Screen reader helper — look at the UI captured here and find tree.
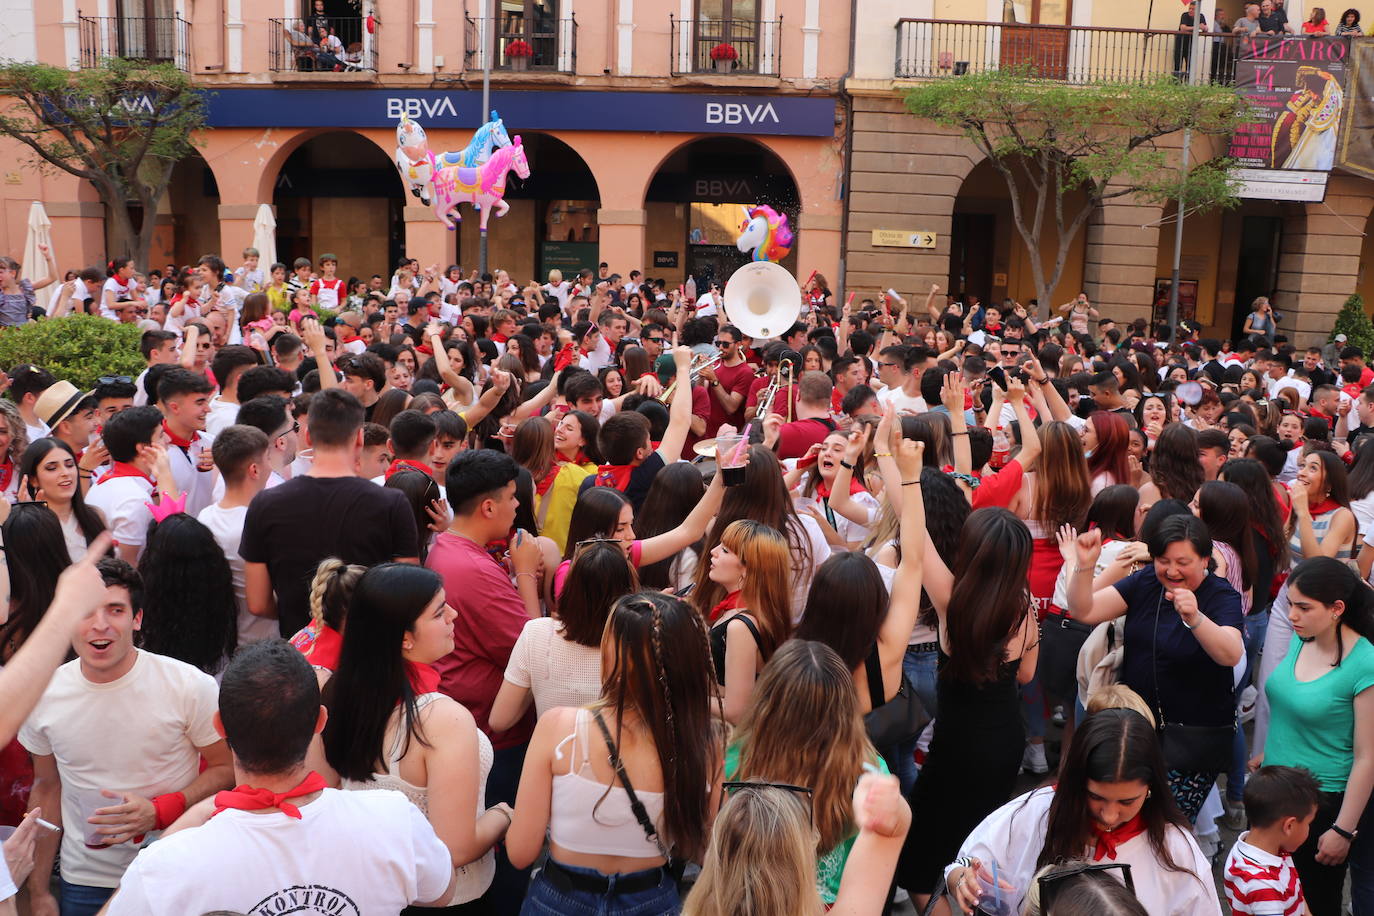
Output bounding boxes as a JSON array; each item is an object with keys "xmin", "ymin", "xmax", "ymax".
[
  {"xmin": 905, "ymin": 71, "xmax": 1248, "ymax": 311},
  {"xmin": 0, "ymin": 58, "xmax": 207, "ymax": 270},
  {"xmin": 1331, "ymin": 294, "xmax": 1374, "ymax": 357}
]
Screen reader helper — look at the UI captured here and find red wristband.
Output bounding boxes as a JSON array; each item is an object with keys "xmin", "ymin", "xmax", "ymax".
[{"xmin": 152, "ymin": 791, "xmax": 187, "ymax": 830}]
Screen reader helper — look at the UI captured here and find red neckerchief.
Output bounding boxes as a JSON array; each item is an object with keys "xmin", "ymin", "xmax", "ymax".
[
  {"xmin": 536, "ymin": 464, "xmax": 561, "ymax": 496},
  {"xmin": 385, "ymin": 458, "xmax": 434, "ymax": 480},
  {"xmin": 557, "ymin": 449, "xmax": 591, "ymax": 467},
  {"xmin": 162, "ymin": 420, "xmax": 198, "ymax": 449},
  {"xmin": 289, "ymin": 621, "xmax": 342, "ymax": 671},
  {"xmin": 815, "ymin": 476, "xmax": 867, "ymax": 500},
  {"xmin": 491, "ymin": 333, "xmax": 509, "ymax": 344},
  {"xmin": 831, "ymin": 389, "xmax": 844, "ymax": 413},
  {"xmin": 595, "ymin": 463, "xmax": 635, "ymax": 492},
  {"xmin": 0, "ymin": 460, "xmax": 12, "ymax": 492},
  {"xmin": 406, "ymin": 661, "xmax": 441, "ymax": 695},
  {"xmin": 97, "ymin": 461, "xmax": 154, "ymax": 486},
  {"xmin": 212, "ymin": 771, "xmax": 327, "ymax": 820},
  {"xmin": 1091, "ymin": 813, "xmax": 1147, "ymax": 861},
  {"xmin": 339, "ymin": 333, "xmax": 362, "ymax": 344},
  {"xmin": 710, "ymin": 590, "xmax": 743, "ymax": 623},
  {"xmin": 1308, "ymin": 497, "xmax": 1342, "ymax": 517},
  {"xmin": 554, "ymin": 344, "xmax": 577, "ymax": 372}
]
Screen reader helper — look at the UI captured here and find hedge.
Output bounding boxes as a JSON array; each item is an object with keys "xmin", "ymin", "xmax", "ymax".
[{"xmin": 0, "ymin": 315, "xmax": 145, "ymax": 389}]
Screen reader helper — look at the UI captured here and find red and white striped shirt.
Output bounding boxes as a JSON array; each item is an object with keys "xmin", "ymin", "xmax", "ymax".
[{"xmin": 1224, "ymin": 832, "xmax": 1307, "ymax": 916}]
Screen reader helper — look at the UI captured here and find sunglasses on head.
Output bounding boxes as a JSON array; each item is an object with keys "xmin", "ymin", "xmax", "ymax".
[
  {"xmin": 722, "ymin": 781, "xmax": 815, "ymax": 826},
  {"xmin": 1037, "ymin": 861, "xmax": 1135, "ymax": 911}
]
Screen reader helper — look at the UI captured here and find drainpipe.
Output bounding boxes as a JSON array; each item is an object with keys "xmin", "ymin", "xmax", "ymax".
[
  {"xmin": 398, "ymin": 0, "xmax": 415, "ymax": 68},
  {"xmin": 202, "ymin": 0, "xmax": 227, "ymax": 70},
  {"xmin": 835, "ymin": 0, "xmax": 859, "ymax": 296}
]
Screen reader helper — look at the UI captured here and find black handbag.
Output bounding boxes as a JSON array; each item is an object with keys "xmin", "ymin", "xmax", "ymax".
[
  {"xmin": 1151, "ymin": 594, "xmax": 1234, "ymax": 773},
  {"xmin": 1038, "ymin": 612, "xmax": 1094, "ymax": 701},
  {"xmin": 591, "ymin": 710, "xmax": 688, "ymax": 888},
  {"xmin": 862, "ymin": 649, "xmax": 931, "ymax": 748}
]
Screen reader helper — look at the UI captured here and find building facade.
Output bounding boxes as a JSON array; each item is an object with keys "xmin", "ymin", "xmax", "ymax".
[
  {"xmin": 844, "ymin": 0, "xmax": 1374, "ymax": 346},
  {"xmin": 0, "ymin": 0, "xmax": 848, "ymax": 291}
]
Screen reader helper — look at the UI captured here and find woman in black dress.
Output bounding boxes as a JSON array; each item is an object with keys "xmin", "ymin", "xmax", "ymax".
[{"xmin": 896, "ymin": 507, "xmax": 1040, "ymax": 908}]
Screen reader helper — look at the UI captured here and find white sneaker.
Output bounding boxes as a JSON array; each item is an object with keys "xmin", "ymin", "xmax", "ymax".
[
  {"xmin": 1022, "ymin": 743, "xmax": 1049, "ymax": 774},
  {"xmin": 1051, "ymin": 704, "xmax": 1066, "ymax": 726},
  {"xmin": 1238, "ymin": 685, "xmax": 1258, "ymax": 724}
]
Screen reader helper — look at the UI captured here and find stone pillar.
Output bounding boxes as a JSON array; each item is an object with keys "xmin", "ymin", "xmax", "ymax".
[
  {"xmin": 403, "ymin": 203, "xmax": 455, "ymax": 272},
  {"xmin": 1276, "ymin": 175, "xmax": 1374, "ymax": 347},
  {"xmin": 217, "ymin": 204, "xmax": 261, "ymax": 268},
  {"xmin": 796, "ymin": 212, "xmax": 841, "ymax": 291},
  {"xmin": 1081, "ymin": 193, "xmax": 1163, "ymax": 328},
  {"xmin": 597, "ymin": 209, "xmax": 647, "ymax": 274}
]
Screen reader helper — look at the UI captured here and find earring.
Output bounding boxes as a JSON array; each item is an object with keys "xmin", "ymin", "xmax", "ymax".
[{"xmin": 1146, "ymin": 790, "xmax": 1152, "ymax": 799}]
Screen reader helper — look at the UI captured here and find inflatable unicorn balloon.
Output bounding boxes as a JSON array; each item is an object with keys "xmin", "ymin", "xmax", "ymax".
[
  {"xmin": 430, "ymin": 135, "xmax": 531, "ymax": 232},
  {"xmin": 394, "ymin": 110, "xmax": 512, "ymax": 205},
  {"xmin": 736, "ymin": 205, "xmax": 794, "ymax": 262}
]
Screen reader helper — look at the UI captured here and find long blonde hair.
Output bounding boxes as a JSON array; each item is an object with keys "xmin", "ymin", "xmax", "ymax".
[
  {"xmin": 682, "ymin": 785, "xmax": 822, "ymax": 916},
  {"xmin": 0, "ymin": 400, "xmax": 28, "ymax": 466},
  {"xmin": 729, "ymin": 640, "xmax": 877, "ymax": 852}
]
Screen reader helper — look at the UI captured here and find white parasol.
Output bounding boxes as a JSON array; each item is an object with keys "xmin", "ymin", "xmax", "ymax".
[
  {"xmin": 251, "ymin": 203, "xmax": 277, "ymax": 282},
  {"xmin": 21, "ymin": 201, "xmax": 54, "ymax": 314}
]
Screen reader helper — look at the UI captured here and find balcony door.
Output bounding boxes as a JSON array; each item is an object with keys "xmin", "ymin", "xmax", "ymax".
[
  {"xmin": 695, "ymin": 0, "xmax": 759, "ymax": 72},
  {"xmin": 497, "ymin": 0, "xmax": 559, "ymax": 68},
  {"xmin": 115, "ymin": 0, "xmax": 176, "ymax": 63},
  {"xmin": 999, "ymin": 0, "xmax": 1072, "ymax": 77}
]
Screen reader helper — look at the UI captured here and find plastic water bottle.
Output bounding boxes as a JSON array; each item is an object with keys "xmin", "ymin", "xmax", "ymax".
[
  {"xmin": 991, "ymin": 426, "xmax": 1009, "ymax": 469},
  {"xmin": 684, "ymin": 275, "xmax": 697, "ymax": 300}
]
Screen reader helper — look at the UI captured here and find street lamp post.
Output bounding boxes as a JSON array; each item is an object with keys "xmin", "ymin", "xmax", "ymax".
[
  {"xmin": 479, "ymin": 0, "xmax": 491, "ymax": 277},
  {"xmin": 1166, "ymin": 9, "xmax": 1206, "ymax": 343}
]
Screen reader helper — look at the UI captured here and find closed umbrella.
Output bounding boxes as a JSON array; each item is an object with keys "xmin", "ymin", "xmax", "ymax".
[
  {"xmin": 21, "ymin": 201, "xmax": 54, "ymax": 314},
  {"xmin": 251, "ymin": 203, "xmax": 277, "ymax": 284}
]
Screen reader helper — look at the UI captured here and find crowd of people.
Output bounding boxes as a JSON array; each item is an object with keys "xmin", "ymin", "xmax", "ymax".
[{"xmin": 0, "ymin": 244, "xmax": 1372, "ymax": 916}]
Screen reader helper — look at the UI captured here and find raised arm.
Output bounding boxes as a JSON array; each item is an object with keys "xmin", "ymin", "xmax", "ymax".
[
  {"xmin": 465, "ymin": 368, "xmax": 514, "ymax": 429},
  {"xmin": 1005, "ymin": 377, "xmax": 1040, "ymax": 470},
  {"xmin": 942, "ymin": 372, "xmax": 973, "ymax": 487},
  {"xmin": 924, "ymin": 283, "xmax": 942, "ymax": 321},
  {"xmin": 655, "ymin": 346, "xmax": 695, "ymax": 465},
  {"xmin": 1062, "ymin": 527, "xmax": 1130, "ymax": 625},
  {"xmin": 1024, "ymin": 358, "xmax": 1070, "ymax": 423},
  {"xmin": 878, "ymin": 438, "xmax": 926, "ymax": 664},
  {"xmin": 639, "ymin": 472, "xmax": 724, "ymax": 565},
  {"xmin": 828, "ymin": 426, "xmax": 877, "ymax": 527},
  {"xmin": 300, "ymin": 317, "xmax": 337, "ymax": 390}
]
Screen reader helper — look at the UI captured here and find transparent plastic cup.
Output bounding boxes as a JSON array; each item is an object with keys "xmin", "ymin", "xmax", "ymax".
[
  {"xmin": 715, "ymin": 433, "xmax": 748, "ymax": 486},
  {"xmin": 974, "ymin": 863, "xmax": 1017, "ymax": 916},
  {"xmin": 73, "ymin": 788, "xmax": 118, "ymax": 849}
]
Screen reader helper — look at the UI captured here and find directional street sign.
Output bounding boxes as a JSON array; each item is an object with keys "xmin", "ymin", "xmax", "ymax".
[{"xmin": 871, "ymin": 229, "xmax": 938, "ymax": 249}]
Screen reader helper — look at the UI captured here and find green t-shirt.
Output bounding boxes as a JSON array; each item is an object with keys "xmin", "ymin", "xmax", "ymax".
[
  {"xmin": 1265, "ymin": 634, "xmax": 1374, "ymax": 792},
  {"xmin": 723, "ymin": 741, "xmax": 889, "ymax": 904}
]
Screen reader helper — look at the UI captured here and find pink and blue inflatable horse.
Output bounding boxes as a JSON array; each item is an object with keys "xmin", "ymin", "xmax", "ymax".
[{"xmin": 429, "ymin": 136, "xmax": 531, "ymax": 232}]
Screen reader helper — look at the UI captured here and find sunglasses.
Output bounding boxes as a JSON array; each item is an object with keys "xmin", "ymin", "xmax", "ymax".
[
  {"xmin": 714, "ymin": 340, "xmax": 734, "ymax": 347},
  {"xmin": 98, "ymin": 376, "xmax": 133, "ymax": 385},
  {"xmin": 1037, "ymin": 861, "xmax": 1134, "ymax": 910},
  {"xmin": 721, "ymin": 781, "xmax": 815, "ymax": 827}
]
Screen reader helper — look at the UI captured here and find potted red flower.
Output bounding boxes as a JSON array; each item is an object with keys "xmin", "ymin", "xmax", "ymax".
[
  {"xmin": 709, "ymin": 42, "xmax": 738, "ymax": 73},
  {"xmin": 505, "ymin": 38, "xmax": 533, "ymax": 71}
]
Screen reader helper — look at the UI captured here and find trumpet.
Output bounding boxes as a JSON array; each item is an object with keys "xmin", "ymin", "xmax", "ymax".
[{"xmin": 659, "ymin": 353, "xmax": 722, "ymax": 402}]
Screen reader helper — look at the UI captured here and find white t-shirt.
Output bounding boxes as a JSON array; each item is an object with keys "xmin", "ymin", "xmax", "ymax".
[
  {"xmin": 504, "ymin": 617, "xmax": 602, "ymax": 719},
  {"xmin": 695, "ymin": 291, "xmax": 719, "ymax": 318},
  {"xmin": 876, "ymin": 386, "xmax": 926, "ymax": 415},
  {"xmin": 949, "ymin": 787, "xmax": 1216, "ymax": 916},
  {"xmin": 543, "ymin": 280, "xmax": 572, "ymax": 311},
  {"xmin": 198, "ymin": 503, "xmax": 277, "ymax": 647},
  {"xmin": 164, "ymin": 430, "xmax": 217, "ymax": 518},
  {"xmin": 205, "ymin": 397, "xmax": 240, "ymax": 437},
  {"xmin": 18, "ymin": 651, "xmax": 220, "ymax": 888},
  {"xmin": 234, "ymin": 266, "xmax": 265, "ymax": 292},
  {"xmin": 102, "ymin": 276, "xmax": 134, "ymax": 318},
  {"xmin": 86, "ymin": 473, "xmax": 156, "ymax": 554},
  {"xmin": 105, "ymin": 788, "xmax": 453, "ymax": 916}
]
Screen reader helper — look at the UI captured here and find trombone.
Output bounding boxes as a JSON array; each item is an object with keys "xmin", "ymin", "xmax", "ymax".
[
  {"xmin": 752, "ymin": 359, "xmax": 795, "ymax": 424},
  {"xmin": 659, "ymin": 353, "xmax": 722, "ymax": 403}
]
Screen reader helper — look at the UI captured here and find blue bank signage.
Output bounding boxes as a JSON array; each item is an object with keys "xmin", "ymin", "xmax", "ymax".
[{"xmin": 202, "ymin": 89, "xmax": 836, "ymax": 137}]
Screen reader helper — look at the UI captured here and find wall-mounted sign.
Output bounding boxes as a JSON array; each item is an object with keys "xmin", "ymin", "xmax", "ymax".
[
  {"xmin": 871, "ymin": 229, "xmax": 937, "ymax": 248},
  {"xmin": 653, "ymin": 250, "xmax": 679, "ymax": 268},
  {"xmin": 1231, "ymin": 167, "xmax": 1329, "ymax": 201},
  {"xmin": 203, "ymin": 89, "xmax": 837, "ymax": 138},
  {"xmin": 1229, "ymin": 35, "xmax": 1347, "ymax": 175}
]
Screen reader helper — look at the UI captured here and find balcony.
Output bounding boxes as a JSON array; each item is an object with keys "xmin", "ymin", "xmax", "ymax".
[
  {"xmin": 896, "ymin": 19, "xmax": 1237, "ymax": 85},
  {"xmin": 464, "ymin": 15, "xmax": 577, "ymax": 73},
  {"xmin": 670, "ymin": 16, "xmax": 782, "ymax": 76},
  {"xmin": 78, "ymin": 15, "xmax": 191, "ymax": 71},
  {"xmin": 268, "ymin": 18, "xmax": 377, "ymax": 74}
]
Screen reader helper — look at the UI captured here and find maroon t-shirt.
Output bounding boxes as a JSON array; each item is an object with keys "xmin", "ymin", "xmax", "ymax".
[
  {"xmin": 707, "ymin": 361, "xmax": 756, "ymax": 436},
  {"xmin": 427, "ymin": 531, "xmax": 535, "ymax": 750},
  {"xmin": 776, "ymin": 416, "xmax": 838, "ymax": 461}
]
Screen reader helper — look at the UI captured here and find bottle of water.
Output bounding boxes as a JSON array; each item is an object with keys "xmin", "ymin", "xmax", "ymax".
[{"xmin": 684, "ymin": 275, "xmax": 697, "ymax": 301}]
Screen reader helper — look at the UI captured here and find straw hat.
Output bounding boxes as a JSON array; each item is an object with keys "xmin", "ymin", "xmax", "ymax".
[{"xmin": 34, "ymin": 380, "xmax": 93, "ymax": 429}]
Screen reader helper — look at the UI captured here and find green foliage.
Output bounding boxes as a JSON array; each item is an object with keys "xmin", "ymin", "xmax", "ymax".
[
  {"xmin": 1332, "ymin": 294, "xmax": 1374, "ymax": 357},
  {"xmin": 903, "ymin": 70, "xmax": 1250, "ymax": 304},
  {"xmin": 0, "ymin": 58, "xmax": 208, "ymax": 266},
  {"xmin": 0, "ymin": 316, "xmax": 145, "ymax": 389}
]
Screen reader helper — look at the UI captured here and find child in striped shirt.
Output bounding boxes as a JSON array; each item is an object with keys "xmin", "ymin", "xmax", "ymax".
[{"xmin": 1224, "ymin": 766, "xmax": 1321, "ymax": 916}]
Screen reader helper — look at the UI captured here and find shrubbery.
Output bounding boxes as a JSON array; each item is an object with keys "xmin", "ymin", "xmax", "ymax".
[{"xmin": 0, "ymin": 315, "xmax": 144, "ymax": 388}]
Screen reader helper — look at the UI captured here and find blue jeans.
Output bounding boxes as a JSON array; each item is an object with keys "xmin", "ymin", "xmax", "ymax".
[
  {"xmin": 1226, "ymin": 609, "xmax": 1272, "ymax": 803},
  {"xmin": 1020, "ymin": 670, "xmax": 1046, "ymax": 741},
  {"xmin": 891, "ymin": 646, "xmax": 939, "ymax": 794},
  {"xmin": 58, "ymin": 879, "xmax": 114, "ymax": 916},
  {"xmin": 519, "ymin": 861, "xmax": 678, "ymax": 915}
]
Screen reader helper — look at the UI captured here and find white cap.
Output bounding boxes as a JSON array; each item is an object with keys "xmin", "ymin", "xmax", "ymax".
[{"xmin": 1336, "ymin": 334, "xmax": 1349, "ymax": 343}]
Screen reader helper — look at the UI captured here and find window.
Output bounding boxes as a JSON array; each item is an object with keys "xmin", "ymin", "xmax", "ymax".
[{"xmin": 694, "ymin": 0, "xmax": 761, "ymax": 72}]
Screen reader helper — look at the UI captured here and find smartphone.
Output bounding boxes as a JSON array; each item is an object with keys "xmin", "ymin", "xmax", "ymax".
[{"xmin": 675, "ymin": 583, "xmax": 696, "ymax": 597}]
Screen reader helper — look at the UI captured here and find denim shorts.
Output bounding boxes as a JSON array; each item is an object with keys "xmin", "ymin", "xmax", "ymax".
[{"xmin": 519, "ymin": 860, "xmax": 679, "ymax": 916}]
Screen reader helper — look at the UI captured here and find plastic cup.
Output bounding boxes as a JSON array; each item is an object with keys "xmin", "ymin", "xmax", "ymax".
[
  {"xmin": 0, "ymin": 825, "xmax": 13, "ymax": 842},
  {"xmin": 715, "ymin": 433, "xmax": 748, "ymax": 486},
  {"xmin": 73, "ymin": 788, "xmax": 117, "ymax": 849},
  {"xmin": 974, "ymin": 864, "xmax": 1017, "ymax": 916}
]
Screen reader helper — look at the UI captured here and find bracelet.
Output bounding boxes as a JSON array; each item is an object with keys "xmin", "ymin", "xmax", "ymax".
[
  {"xmin": 901, "ymin": 480, "xmax": 921, "ymax": 486},
  {"xmin": 1332, "ymin": 823, "xmax": 1357, "ymax": 842},
  {"xmin": 839, "ymin": 459, "xmax": 854, "ymax": 470},
  {"xmin": 1181, "ymin": 615, "xmax": 1197, "ymax": 631},
  {"xmin": 490, "ymin": 805, "xmax": 513, "ymax": 826},
  {"xmin": 515, "ymin": 572, "xmax": 538, "ymax": 582},
  {"xmin": 874, "ymin": 452, "xmax": 893, "ymax": 458},
  {"xmin": 1072, "ymin": 565, "xmax": 1093, "ymax": 574}
]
